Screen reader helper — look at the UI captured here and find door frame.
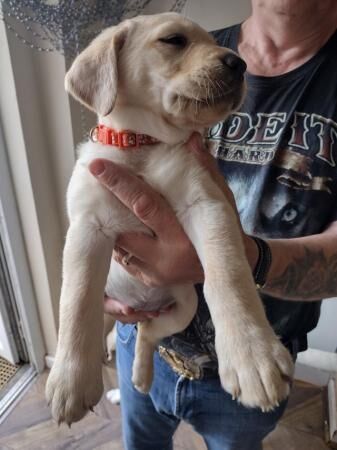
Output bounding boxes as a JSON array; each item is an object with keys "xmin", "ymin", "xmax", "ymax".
[{"xmin": 0, "ymin": 123, "xmax": 45, "ymax": 373}]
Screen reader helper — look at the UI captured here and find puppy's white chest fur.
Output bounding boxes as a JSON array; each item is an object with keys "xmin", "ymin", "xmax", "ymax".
[{"xmin": 71, "ymin": 139, "xmax": 203, "ymax": 227}]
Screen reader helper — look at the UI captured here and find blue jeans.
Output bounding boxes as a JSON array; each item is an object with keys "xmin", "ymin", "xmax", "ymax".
[{"xmin": 116, "ymin": 323, "xmax": 289, "ymax": 450}]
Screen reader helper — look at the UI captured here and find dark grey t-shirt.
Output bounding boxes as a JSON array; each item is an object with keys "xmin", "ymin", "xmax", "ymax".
[{"xmin": 161, "ymin": 25, "xmax": 337, "ymax": 367}]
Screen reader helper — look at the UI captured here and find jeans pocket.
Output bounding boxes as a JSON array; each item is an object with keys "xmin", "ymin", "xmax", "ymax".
[{"xmin": 117, "ymin": 322, "xmax": 136, "ymax": 345}]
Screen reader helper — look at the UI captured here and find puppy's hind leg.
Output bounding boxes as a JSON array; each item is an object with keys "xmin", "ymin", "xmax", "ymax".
[{"xmin": 132, "ymin": 285, "xmax": 198, "ymax": 393}]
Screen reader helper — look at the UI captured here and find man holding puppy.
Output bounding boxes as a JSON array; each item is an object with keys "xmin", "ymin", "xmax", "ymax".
[{"xmin": 89, "ymin": 0, "xmax": 337, "ymax": 449}]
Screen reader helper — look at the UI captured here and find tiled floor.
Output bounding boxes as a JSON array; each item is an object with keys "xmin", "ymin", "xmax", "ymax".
[{"xmin": 0, "ymin": 364, "xmax": 330, "ymax": 450}]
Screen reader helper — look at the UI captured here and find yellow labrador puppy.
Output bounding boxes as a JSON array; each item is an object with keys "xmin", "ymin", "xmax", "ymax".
[{"xmin": 46, "ymin": 12, "xmax": 293, "ymax": 425}]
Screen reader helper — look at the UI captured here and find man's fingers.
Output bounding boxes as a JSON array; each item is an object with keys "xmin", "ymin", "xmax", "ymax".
[
  {"xmin": 187, "ymin": 132, "xmax": 206, "ymax": 155},
  {"xmin": 113, "ymin": 248, "xmax": 161, "ymax": 287},
  {"xmin": 104, "ymin": 297, "xmax": 134, "ymax": 315},
  {"xmin": 112, "ymin": 247, "xmax": 147, "ymax": 277},
  {"xmin": 187, "ymin": 132, "xmax": 223, "ymax": 179},
  {"xmin": 89, "ymin": 159, "xmax": 177, "ymax": 236},
  {"xmin": 103, "ymin": 297, "xmax": 159, "ymax": 322}
]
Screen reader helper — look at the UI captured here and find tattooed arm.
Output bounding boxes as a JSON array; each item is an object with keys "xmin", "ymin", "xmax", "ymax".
[{"xmin": 244, "ymin": 221, "xmax": 337, "ymax": 301}]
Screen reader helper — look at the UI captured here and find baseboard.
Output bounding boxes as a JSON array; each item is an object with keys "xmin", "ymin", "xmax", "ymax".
[
  {"xmin": 45, "ymin": 355, "xmax": 55, "ymax": 369},
  {"xmin": 295, "ymin": 348, "xmax": 337, "ymax": 386},
  {"xmin": 297, "ymin": 348, "xmax": 337, "ymax": 372}
]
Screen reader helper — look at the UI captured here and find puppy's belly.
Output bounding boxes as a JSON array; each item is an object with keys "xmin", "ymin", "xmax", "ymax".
[{"xmin": 105, "ymin": 259, "xmax": 175, "ymax": 311}]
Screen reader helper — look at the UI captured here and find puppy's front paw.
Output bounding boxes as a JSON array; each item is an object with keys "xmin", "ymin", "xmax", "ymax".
[
  {"xmin": 217, "ymin": 331, "xmax": 294, "ymax": 412},
  {"xmin": 46, "ymin": 358, "xmax": 103, "ymax": 425}
]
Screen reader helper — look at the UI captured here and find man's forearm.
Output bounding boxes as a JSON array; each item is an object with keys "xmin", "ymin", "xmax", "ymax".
[{"xmin": 245, "ymin": 222, "xmax": 337, "ymax": 301}]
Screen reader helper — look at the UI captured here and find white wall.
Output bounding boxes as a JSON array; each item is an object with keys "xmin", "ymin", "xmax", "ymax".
[
  {"xmin": 144, "ymin": 0, "xmax": 251, "ymax": 29},
  {"xmin": 182, "ymin": 0, "xmax": 251, "ymax": 30}
]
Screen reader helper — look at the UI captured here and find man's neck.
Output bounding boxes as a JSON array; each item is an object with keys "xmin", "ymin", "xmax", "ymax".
[{"xmin": 239, "ymin": 0, "xmax": 337, "ymax": 76}]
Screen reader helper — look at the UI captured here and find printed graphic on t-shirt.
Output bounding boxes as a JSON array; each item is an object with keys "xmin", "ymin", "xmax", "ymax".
[
  {"xmin": 209, "ymin": 111, "xmax": 336, "ymax": 167},
  {"xmin": 207, "ymin": 111, "xmax": 337, "ymax": 239}
]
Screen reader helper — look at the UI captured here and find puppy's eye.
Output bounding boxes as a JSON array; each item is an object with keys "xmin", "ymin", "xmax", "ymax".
[{"xmin": 158, "ymin": 34, "xmax": 187, "ymax": 48}]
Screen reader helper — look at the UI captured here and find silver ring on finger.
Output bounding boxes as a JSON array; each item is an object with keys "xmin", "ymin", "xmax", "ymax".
[{"xmin": 122, "ymin": 253, "xmax": 133, "ymax": 266}]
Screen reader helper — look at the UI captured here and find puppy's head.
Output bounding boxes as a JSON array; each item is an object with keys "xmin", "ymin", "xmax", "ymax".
[{"xmin": 65, "ymin": 13, "xmax": 246, "ymax": 130}]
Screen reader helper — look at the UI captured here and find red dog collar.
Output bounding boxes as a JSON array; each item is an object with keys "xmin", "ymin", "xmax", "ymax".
[{"xmin": 90, "ymin": 125, "xmax": 160, "ymax": 149}]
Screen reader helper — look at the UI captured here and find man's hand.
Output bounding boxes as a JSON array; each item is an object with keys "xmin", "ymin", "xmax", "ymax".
[{"xmin": 89, "ymin": 133, "xmax": 257, "ymax": 290}]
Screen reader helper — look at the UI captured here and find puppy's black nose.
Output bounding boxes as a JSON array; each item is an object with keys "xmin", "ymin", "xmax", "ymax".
[{"xmin": 222, "ymin": 53, "xmax": 247, "ymax": 77}]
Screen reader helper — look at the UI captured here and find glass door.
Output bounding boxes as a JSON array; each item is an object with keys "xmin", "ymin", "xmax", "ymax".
[{"xmin": 0, "ymin": 234, "xmax": 28, "ymax": 365}]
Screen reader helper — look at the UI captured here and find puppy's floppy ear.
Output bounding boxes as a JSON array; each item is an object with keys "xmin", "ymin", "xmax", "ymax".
[{"xmin": 65, "ymin": 22, "xmax": 129, "ymax": 116}]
